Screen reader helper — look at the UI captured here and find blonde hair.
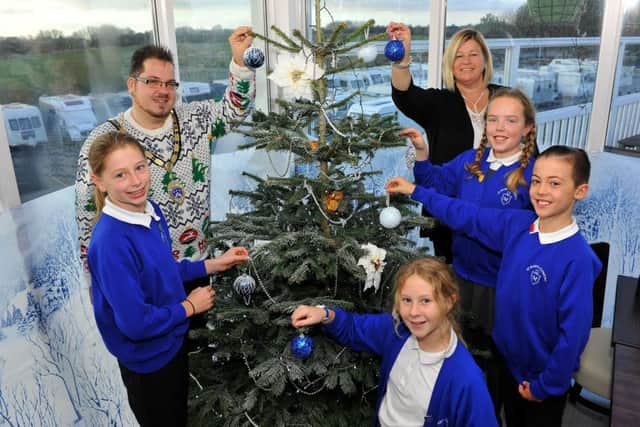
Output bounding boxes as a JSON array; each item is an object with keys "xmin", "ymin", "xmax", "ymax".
[
  {"xmin": 465, "ymin": 87, "xmax": 537, "ymax": 193},
  {"xmin": 442, "ymin": 28, "xmax": 493, "ymax": 91},
  {"xmin": 88, "ymin": 131, "xmax": 146, "ymax": 222},
  {"xmin": 391, "ymin": 257, "xmax": 462, "ymax": 342}
]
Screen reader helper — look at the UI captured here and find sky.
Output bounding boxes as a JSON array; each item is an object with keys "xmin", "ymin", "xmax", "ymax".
[{"xmin": 0, "ymin": 0, "xmax": 526, "ymax": 38}]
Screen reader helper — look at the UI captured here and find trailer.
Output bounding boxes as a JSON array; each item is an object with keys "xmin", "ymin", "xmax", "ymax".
[
  {"xmin": 90, "ymin": 91, "xmax": 132, "ymax": 124},
  {"xmin": 180, "ymin": 81, "xmax": 214, "ymax": 103},
  {"xmin": 38, "ymin": 95, "xmax": 97, "ymax": 143},
  {"xmin": 516, "ymin": 68, "xmax": 559, "ymax": 105},
  {"xmin": 1, "ymin": 103, "xmax": 48, "ymax": 147}
]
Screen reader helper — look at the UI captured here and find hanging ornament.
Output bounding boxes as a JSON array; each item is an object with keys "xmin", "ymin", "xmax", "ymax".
[
  {"xmin": 243, "ymin": 46, "xmax": 265, "ymax": 69},
  {"xmin": 290, "ymin": 333, "xmax": 314, "ymax": 360},
  {"xmin": 357, "ymin": 243, "xmax": 387, "ymax": 292},
  {"xmin": 405, "ymin": 132, "xmax": 429, "ymax": 170},
  {"xmin": 379, "ymin": 194, "xmax": 401, "ymax": 229},
  {"xmin": 306, "ymin": 140, "xmax": 321, "ymax": 151},
  {"xmin": 380, "ymin": 207, "xmax": 402, "ymax": 229},
  {"xmin": 324, "ymin": 190, "xmax": 344, "ymax": 213},
  {"xmin": 233, "ymin": 273, "xmax": 256, "ymax": 305},
  {"xmin": 405, "ymin": 145, "xmax": 417, "ymax": 170},
  {"xmin": 384, "ymin": 39, "xmax": 405, "ymax": 62},
  {"xmin": 357, "ymin": 45, "xmax": 378, "ymax": 63}
]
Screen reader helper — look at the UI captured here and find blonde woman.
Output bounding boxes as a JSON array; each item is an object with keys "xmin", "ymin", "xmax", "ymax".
[{"xmin": 386, "ymin": 24, "xmax": 506, "ymax": 263}]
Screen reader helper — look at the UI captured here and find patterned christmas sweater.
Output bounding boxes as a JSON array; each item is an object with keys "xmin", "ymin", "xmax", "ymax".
[{"xmin": 76, "ymin": 60, "xmax": 255, "ymax": 271}]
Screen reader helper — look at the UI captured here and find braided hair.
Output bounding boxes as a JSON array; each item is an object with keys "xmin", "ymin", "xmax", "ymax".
[{"xmin": 465, "ymin": 87, "xmax": 537, "ymax": 193}]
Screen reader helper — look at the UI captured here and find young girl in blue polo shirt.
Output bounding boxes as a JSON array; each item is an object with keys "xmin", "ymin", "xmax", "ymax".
[
  {"xmin": 291, "ymin": 257, "xmax": 497, "ymax": 427},
  {"xmin": 87, "ymin": 131, "xmax": 249, "ymax": 426},
  {"xmin": 386, "ymin": 146, "xmax": 601, "ymax": 427}
]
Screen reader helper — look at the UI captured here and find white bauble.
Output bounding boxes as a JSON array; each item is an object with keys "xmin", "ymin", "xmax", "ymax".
[
  {"xmin": 357, "ymin": 45, "xmax": 378, "ymax": 63},
  {"xmin": 379, "ymin": 206, "xmax": 401, "ymax": 229}
]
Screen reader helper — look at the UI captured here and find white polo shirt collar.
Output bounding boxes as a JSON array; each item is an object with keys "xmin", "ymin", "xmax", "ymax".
[
  {"xmin": 529, "ymin": 217, "xmax": 579, "ymax": 244},
  {"xmin": 102, "ymin": 198, "xmax": 160, "ymax": 228},
  {"xmin": 486, "ymin": 149, "xmax": 522, "ymax": 171}
]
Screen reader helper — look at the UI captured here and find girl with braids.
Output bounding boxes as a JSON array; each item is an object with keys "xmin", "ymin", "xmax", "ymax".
[
  {"xmin": 399, "ymin": 87, "xmax": 537, "ymax": 420},
  {"xmin": 87, "ymin": 131, "xmax": 249, "ymax": 426},
  {"xmin": 291, "ymin": 257, "xmax": 497, "ymax": 427}
]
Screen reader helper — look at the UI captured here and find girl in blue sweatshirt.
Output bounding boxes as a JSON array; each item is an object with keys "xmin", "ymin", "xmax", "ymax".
[
  {"xmin": 404, "ymin": 88, "xmax": 537, "ymax": 421},
  {"xmin": 386, "ymin": 146, "xmax": 601, "ymax": 427},
  {"xmin": 403, "ymin": 87, "xmax": 537, "ymax": 335},
  {"xmin": 87, "ymin": 131, "xmax": 249, "ymax": 427},
  {"xmin": 291, "ymin": 257, "xmax": 497, "ymax": 427}
]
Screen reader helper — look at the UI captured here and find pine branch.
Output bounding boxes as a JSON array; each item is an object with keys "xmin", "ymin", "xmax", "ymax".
[
  {"xmin": 335, "ymin": 30, "xmax": 387, "ymax": 55},
  {"xmin": 326, "ymin": 22, "xmax": 348, "ymax": 46},
  {"xmin": 268, "ymin": 25, "xmax": 302, "ymax": 51},
  {"xmin": 340, "ymin": 19, "xmax": 376, "ymax": 44},
  {"xmin": 251, "ymin": 30, "xmax": 298, "ymax": 53},
  {"xmin": 291, "ymin": 29, "xmax": 316, "ymax": 51}
]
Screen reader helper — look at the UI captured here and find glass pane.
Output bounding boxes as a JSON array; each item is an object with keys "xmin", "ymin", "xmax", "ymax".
[
  {"xmin": 446, "ymin": 0, "xmax": 604, "ymax": 150},
  {"xmin": 174, "ymin": 0, "xmax": 253, "ymax": 102},
  {"xmin": 308, "ymin": 1, "xmax": 430, "ymax": 128},
  {"xmin": 0, "ymin": 1, "xmax": 153, "ymax": 202},
  {"xmin": 606, "ymin": 1, "xmax": 640, "ymax": 153}
]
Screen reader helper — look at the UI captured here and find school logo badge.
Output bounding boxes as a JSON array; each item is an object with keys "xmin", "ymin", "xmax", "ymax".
[
  {"xmin": 498, "ymin": 187, "xmax": 515, "ymax": 206},
  {"xmin": 526, "ymin": 264, "xmax": 548, "ymax": 286}
]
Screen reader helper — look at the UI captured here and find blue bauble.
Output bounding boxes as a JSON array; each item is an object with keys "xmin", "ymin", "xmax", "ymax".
[
  {"xmin": 291, "ymin": 334, "xmax": 314, "ymax": 360},
  {"xmin": 384, "ymin": 40, "xmax": 405, "ymax": 62},
  {"xmin": 243, "ymin": 46, "xmax": 265, "ymax": 69}
]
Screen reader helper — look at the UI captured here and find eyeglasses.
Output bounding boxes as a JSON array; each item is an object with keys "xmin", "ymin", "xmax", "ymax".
[{"xmin": 133, "ymin": 76, "xmax": 180, "ymax": 90}]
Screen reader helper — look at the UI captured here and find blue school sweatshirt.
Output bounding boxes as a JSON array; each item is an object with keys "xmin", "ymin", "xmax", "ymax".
[
  {"xmin": 324, "ymin": 308, "xmax": 498, "ymax": 426},
  {"xmin": 410, "ymin": 186, "xmax": 601, "ymax": 400},
  {"xmin": 414, "ymin": 148, "xmax": 533, "ymax": 287},
  {"xmin": 88, "ymin": 200, "xmax": 206, "ymax": 373}
]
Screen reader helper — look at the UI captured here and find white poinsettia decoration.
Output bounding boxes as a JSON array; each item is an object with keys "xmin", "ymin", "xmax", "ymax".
[
  {"xmin": 357, "ymin": 243, "xmax": 387, "ymax": 292},
  {"xmin": 268, "ymin": 52, "xmax": 324, "ymax": 101}
]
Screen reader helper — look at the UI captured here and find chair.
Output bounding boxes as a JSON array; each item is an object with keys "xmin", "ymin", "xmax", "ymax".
[{"xmin": 569, "ymin": 242, "xmax": 611, "ymax": 414}]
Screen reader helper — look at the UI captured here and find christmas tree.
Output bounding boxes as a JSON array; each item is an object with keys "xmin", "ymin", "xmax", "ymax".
[{"xmin": 189, "ymin": 2, "xmax": 432, "ymax": 425}]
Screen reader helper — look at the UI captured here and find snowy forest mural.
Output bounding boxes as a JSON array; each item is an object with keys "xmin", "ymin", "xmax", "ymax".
[
  {"xmin": 0, "ymin": 188, "xmax": 136, "ymax": 426},
  {"xmin": 0, "ymin": 149, "xmax": 638, "ymax": 424}
]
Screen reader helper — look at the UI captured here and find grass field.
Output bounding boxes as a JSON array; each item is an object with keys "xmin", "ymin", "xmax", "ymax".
[{"xmin": 0, "ymin": 41, "xmax": 233, "ymax": 106}]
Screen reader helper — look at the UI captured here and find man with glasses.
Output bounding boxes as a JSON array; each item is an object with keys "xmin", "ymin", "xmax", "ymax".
[{"xmin": 75, "ymin": 26, "xmax": 256, "ymax": 298}]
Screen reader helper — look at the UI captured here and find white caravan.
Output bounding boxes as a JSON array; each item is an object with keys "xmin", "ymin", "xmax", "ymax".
[
  {"xmin": 0, "ymin": 103, "xmax": 48, "ymax": 147},
  {"xmin": 180, "ymin": 81, "xmax": 213, "ymax": 103},
  {"xmin": 516, "ymin": 68, "xmax": 558, "ymax": 105},
  {"xmin": 548, "ymin": 58, "xmax": 596, "ymax": 98},
  {"xmin": 38, "ymin": 95, "xmax": 97, "ymax": 143},
  {"xmin": 347, "ymin": 97, "xmax": 422, "ymax": 130},
  {"xmin": 90, "ymin": 91, "xmax": 132, "ymax": 124}
]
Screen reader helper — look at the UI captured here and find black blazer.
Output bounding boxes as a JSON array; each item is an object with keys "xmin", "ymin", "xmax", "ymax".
[{"xmin": 392, "ymin": 81, "xmax": 505, "ymax": 166}]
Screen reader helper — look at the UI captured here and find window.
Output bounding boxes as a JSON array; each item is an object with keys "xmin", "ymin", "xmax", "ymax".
[
  {"xmin": 308, "ymin": 1, "xmax": 430, "ymax": 124},
  {"xmin": 174, "ymin": 0, "xmax": 255, "ymax": 103},
  {"xmin": 0, "ymin": 0, "xmax": 153, "ymax": 202},
  {"xmin": 606, "ymin": 1, "xmax": 640, "ymax": 153},
  {"xmin": 446, "ymin": 0, "xmax": 605, "ymax": 150},
  {"xmin": 19, "ymin": 118, "xmax": 32, "ymax": 130}
]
